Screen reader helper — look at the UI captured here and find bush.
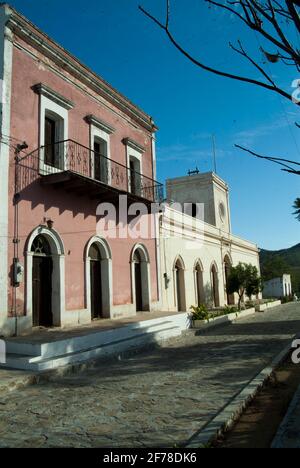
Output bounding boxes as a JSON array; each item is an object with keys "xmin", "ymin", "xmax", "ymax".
[
  {"xmin": 223, "ymin": 305, "xmax": 239, "ymax": 315},
  {"xmin": 190, "ymin": 304, "xmax": 209, "ymax": 321},
  {"xmin": 281, "ymin": 295, "xmax": 293, "ymax": 304}
]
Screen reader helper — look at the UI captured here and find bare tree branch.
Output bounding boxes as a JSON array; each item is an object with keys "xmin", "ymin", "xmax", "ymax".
[
  {"xmin": 139, "ymin": 2, "xmax": 296, "ymax": 103},
  {"xmin": 235, "ymin": 144, "xmax": 300, "ymax": 173},
  {"xmin": 229, "ymin": 40, "xmax": 277, "ymax": 85},
  {"xmin": 286, "ymin": 0, "xmax": 300, "ymax": 32}
]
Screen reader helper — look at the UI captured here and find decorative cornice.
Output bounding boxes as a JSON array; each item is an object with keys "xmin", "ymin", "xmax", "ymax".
[
  {"xmin": 85, "ymin": 114, "xmax": 115, "ymax": 134},
  {"xmin": 32, "ymin": 83, "xmax": 74, "ymax": 110},
  {"xmin": 6, "ymin": 7, "xmax": 158, "ymax": 133},
  {"xmin": 123, "ymin": 137, "xmax": 146, "ymax": 154}
]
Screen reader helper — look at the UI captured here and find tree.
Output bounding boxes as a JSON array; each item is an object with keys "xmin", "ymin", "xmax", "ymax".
[
  {"xmin": 139, "ymin": 1, "xmax": 300, "ymax": 172},
  {"xmin": 140, "ymin": 1, "xmax": 300, "ymax": 218},
  {"xmin": 139, "ymin": 1, "xmax": 300, "ymax": 104},
  {"xmin": 261, "ymin": 255, "xmax": 289, "ymax": 279},
  {"xmin": 227, "ymin": 263, "xmax": 262, "ymax": 310},
  {"xmin": 293, "ymin": 198, "xmax": 300, "ymax": 220}
]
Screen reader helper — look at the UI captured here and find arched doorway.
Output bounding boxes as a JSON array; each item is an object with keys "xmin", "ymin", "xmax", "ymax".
[
  {"xmin": 89, "ymin": 243, "xmax": 103, "ymax": 319},
  {"xmin": 211, "ymin": 263, "xmax": 220, "ymax": 308},
  {"xmin": 224, "ymin": 255, "xmax": 235, "ymax": 305},
  {"xmin": 31, "ymin": 235, "xmax": 53, "ymax": 327},
  {"xmin": 174, "ymin": 256, "xmax": 186, "ymax": 312},
  {"xmin": 86, "ymin": 237, "xmax": 112, "ymax": 320},
  {"xmin": 194, "ymin": 261, "xmax": 204, "ymax": 306},
  {"xmin": 133, "ymin": 250, "xmax": 143, "ymax": 311},
  {"xmin": 26, "ymin": 226, "xmax": 65, "ymax": 328},
  {"xmin": 131, "ymin": 244, "xmax": 150, "ymax": 312}
]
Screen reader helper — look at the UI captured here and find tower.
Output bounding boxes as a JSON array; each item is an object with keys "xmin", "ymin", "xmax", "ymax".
[{"xmin": 166, "ymin": 172, "xmax": 231, "ymax": 233}]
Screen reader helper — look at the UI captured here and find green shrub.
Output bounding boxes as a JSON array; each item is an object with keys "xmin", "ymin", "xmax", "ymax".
[
  {"xmin": 190, "ymin": 304, "xmax": 209, "ymax": 321},
  {"xmin": 223, "ymin": 305, "xmax": 239, "ymax": 315}
]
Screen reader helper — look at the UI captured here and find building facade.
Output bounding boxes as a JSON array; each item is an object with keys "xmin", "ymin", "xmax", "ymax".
[
  {"xmin": 0, "ymin": 5, "xmax": 262, "ymax": 337},
  {"xmin": 0, "ymin": 5, "xmax": 162, "ymax": 336},
  {"xmin": 263, "ymin": 275, "xmax": 292, "ymax": 299},
  {"xmin": 160, "ymin": 173, "xmax": 261, "ymax": 312}
]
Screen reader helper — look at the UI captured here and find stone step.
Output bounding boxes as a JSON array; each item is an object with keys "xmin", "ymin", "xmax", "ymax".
[
  {"xmin": 2, "ymin": 325, "xmax": 182, "ymax": 371},
  {"xmin": 5, "ymin": 318, "xmax": 182, "ymax": 359}
]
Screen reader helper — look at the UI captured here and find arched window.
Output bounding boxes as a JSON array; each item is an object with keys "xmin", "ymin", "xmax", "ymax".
[
  {"xmin": 211, "ymin": 263, "xmax": 220, "ymax": 308},
  {"xmin": 194, "ymin": 261, "xmax": 204, "ymax": 306},
  {"xmin": 174, "ymin": 256, "xmax": 186, "ymax": 312}
]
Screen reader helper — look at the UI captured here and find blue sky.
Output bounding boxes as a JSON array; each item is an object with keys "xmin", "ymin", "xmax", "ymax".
[{"xmin": 8, "ymin": 0, "xmax": 300, "ymax": 250}]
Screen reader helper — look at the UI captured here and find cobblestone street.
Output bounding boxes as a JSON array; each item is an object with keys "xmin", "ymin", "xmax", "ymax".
[{"xmin": 0, "ymin": 303, "xmax": 300, "ymax": 448}]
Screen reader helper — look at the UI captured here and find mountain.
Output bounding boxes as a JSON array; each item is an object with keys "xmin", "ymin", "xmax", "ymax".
[{"xmin": 260, "ymin": 243, "xmax": 300, "ymax": 294}]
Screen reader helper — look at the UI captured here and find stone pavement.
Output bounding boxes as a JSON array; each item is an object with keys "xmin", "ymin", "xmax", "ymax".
[
  {"xmin": 0, "ymin": 303, "xmax": 299, "ymax": 448},
  {"xmin": 272, "ymin": 382, "xmax": 300, "ymax": 448}
]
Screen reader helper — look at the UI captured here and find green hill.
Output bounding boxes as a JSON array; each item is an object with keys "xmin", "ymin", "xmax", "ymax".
[{"xmin": 260, "ymin": 243, "xmax": 300, "ymax": 294}]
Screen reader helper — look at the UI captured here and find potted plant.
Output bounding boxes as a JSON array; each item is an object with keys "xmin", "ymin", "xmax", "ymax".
[{"xmin": 190, "ymin": 304, "xmax": 209, "ymax": 328}]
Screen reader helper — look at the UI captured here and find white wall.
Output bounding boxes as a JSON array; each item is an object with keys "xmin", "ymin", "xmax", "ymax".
[
  {"xmin": 263, "ymin": 275, "xmax": 292, "ymax": 298},
  {"xmin": 160, "ymin": 207, "xmax": 261, "ymax": 312}
]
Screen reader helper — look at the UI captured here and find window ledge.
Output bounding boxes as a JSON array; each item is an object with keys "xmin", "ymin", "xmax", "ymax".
[
  {"xmin": 123, "ymin": 137, "xmax": 145, "ymax": 154},
  {"xmin": 85, "ymin": 114, "xmax": 115, "ymax": 134},
  {"xmin": 32, "ymin": 83, "xmax": 74, "ymax": 110}
]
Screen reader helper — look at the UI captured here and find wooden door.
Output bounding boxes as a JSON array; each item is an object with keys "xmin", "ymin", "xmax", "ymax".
[
  {"xmin": 135, "ymin": 262, "xmax": 143, "ymax": 312},
  {"xmin": 44, "ymin": 116, "xmax": 56, "ymax": 167},
  {"xmin": 32, "ymin": 255, "xmax": 53, "ymax": 327},
  {"xmin": 176, "ymin": 267, "xmax": 182, "ymax": 311},
  {"xmin": 94, "ymin": 141, "xmax": 102, "ymax": 182},
  {"xmin": 90, "ymin": 244, "xmax": 103, "ymax": 319}
]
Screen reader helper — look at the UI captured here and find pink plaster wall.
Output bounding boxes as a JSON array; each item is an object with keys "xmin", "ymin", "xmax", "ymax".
[{"xmin": 7, "ymin": 37, "xmax": 159, "ymax": 317}]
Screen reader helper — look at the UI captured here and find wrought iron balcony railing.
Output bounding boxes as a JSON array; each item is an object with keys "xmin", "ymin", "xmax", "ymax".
[{"xmin": 16, "ymin": 139, "xmax": 164, "ymax": 204}]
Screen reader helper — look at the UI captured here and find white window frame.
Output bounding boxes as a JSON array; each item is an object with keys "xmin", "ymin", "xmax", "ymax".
[
  {"xmin": 124, "ymin": 139, "xmax": 145, "ymax": 194},
  {"xmin": 39, "ymin": 95, "xmax": 69, "ymax": 175},
  {"xmin": 90, "ymin": 125, "xmax": 112, "ymax": 184}
]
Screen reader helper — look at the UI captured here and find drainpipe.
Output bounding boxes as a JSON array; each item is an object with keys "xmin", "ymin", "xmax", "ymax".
[
  {"xmin": 150, "ymin": 126, "xmax": 162, "ymax": 309},
  {"xmin": 12, "ymin": 142, "xmax": 28, "ymax": 336}
]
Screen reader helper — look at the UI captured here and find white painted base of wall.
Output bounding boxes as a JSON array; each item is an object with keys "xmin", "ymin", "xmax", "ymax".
[
  {"xmin": 60, "ymin": 309, "xmax": 91, "ymax": 327},
  {"xmin": 193, "ymin": 308, "xmax": 256, "ymax": 330},
  {"xmin": 255, "ymin": 300, "xmax": 282, "ymax": 313},
  {"xmin": 0, "ymin": 316, "xmax": 32, "ymax": 337}
]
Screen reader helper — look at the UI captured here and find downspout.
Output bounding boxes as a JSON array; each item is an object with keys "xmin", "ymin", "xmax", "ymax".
[{"xmin": 150, "ymin": 123, "xmax": 162, "ymax": 308}]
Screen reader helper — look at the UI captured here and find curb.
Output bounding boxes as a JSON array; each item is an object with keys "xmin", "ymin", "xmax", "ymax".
[
  {"xmin": 191, "ymin": 308, "xmax": 256, "ymax": 334},
  {"xmin": 185, "ymin": 340, "xmax": 294, "ymax": 448}
]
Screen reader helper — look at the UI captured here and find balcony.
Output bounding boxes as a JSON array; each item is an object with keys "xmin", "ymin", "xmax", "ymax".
[{"xmin": 16, "ymin": 139, "xmax": 164, "ymax": 206}]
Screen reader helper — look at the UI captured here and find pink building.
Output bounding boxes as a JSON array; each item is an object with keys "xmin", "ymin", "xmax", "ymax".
[{"xmin": 0, "ymin": 4, "xmax": 163, "ymax": 336}]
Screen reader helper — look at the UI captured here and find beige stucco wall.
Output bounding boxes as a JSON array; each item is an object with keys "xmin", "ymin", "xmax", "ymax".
[{"xmin": 159, "ymin": 207, "xmax": 261, "ymax": 312}]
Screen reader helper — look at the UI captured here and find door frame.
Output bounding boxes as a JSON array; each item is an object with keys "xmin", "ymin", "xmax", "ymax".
[
  {"xmin": 25, "ymin": 226, "xmax": 65, "ymax": 327},
  {"xmin": 85, "ymin": 236, "xmax": 113, "ymax": 319},
  {"xmin": 32, "ymin": 252, "xmax": 53, "ymax": 327},
  {"xmin": 130, "ymin": 244, "xmax": 151, "ymax": 312},
  {"xmin": 173, "ymin": 255, "xmax": 186, "ymax": 312},
  {"xmin": 194, "ymin": 259, "xmax": 205, "ymax": 306},
  {"xmin": 211, "ymin": 261, "xmax": 220, "ymax": 308}
]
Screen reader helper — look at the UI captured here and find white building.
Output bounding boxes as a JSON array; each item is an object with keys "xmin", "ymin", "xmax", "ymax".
[
  {"xmin": 263, "ymin": 275, "xmax": 292, "ymax": 299},
  {"xmin": 159, "ymin": 172, "xmax": 261, "ymax": 311}
]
